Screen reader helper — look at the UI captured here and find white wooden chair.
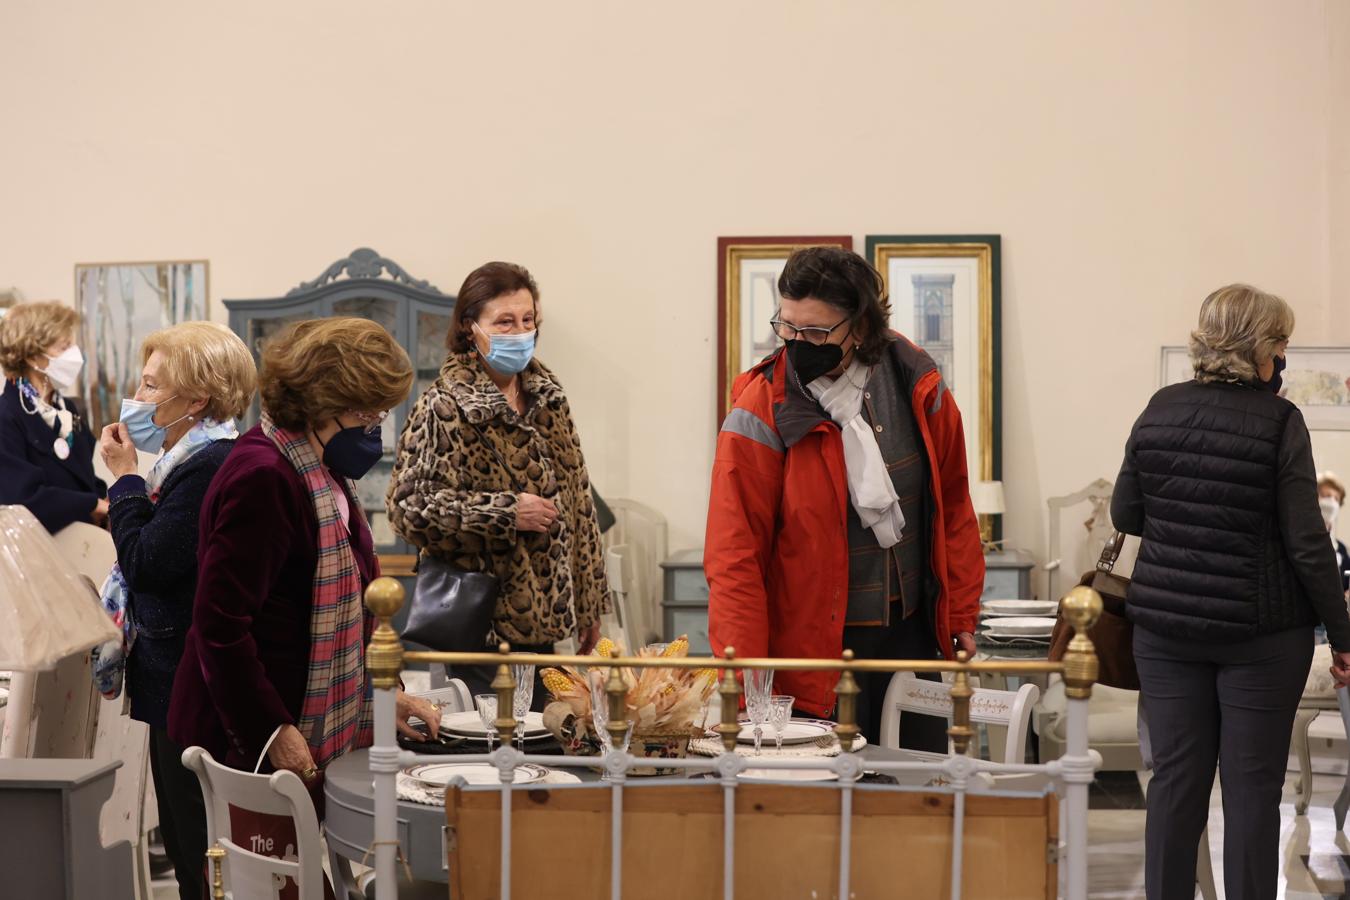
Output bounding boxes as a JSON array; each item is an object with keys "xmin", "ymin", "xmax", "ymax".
[
  {"xmin": 603, "ymin": 545, "xmax": 638, "ymax": 654},
  {"xmin": 1292, "ymin": 643, "xmax": 1350, "ymax": 826},
  {"xmin": 879, "ymin": 670, "xmax": 1039, "ymax": 763},
  {"xmin": 412, "ymin": 678, "xmax": 472, "ymax": 714},
  {"xmin": 181, "ymin": 746, "xmax": 330, "ymax": 900},
  {"xmin": 601, "ymin": 499, "xmax": 668, "ymax": 648}
]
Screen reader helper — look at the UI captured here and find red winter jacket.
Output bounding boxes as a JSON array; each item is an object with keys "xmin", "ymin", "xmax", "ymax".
[{"xmin": 704, "ymin": 336, "xmax": 985, "ymax": 716}]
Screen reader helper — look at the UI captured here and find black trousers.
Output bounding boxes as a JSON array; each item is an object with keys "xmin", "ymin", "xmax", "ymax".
[
  {"xmin": 842, "ymin": 607, "xmax": 949, "ymax": 751},
  {"xmin": 148, "ymin": 726, "xmax": 208, "ymax": 900},
  {"xmin": 1134, "ymin": 624, "xmax": 1313, "ymax": 900}
]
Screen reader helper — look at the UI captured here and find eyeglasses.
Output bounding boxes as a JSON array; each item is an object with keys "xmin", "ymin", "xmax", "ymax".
[
  {"xmin": 347, "ymin": 409, "xmax": 389, "ymax": 435},
  {"xmin": 768, "ymin": 311, "xmax": 851, "ymax": 346}
]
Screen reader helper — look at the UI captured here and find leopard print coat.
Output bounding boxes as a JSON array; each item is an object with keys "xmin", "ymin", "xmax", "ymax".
[{"xmin": 386, "ymin": 352, "xmax": 608, "ymax": 646}]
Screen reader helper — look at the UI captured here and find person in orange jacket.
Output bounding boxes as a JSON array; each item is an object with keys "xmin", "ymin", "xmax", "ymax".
[{"xmin": 705, "ymin": 246, "xmax": 985, "ymax": 748}]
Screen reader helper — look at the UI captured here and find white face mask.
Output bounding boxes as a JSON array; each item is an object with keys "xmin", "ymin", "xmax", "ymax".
[
  {"xmin": 36, "ymin": 344, "xmax": 84, "ymax": 392},
  {"xmin": 1321, "ymin": 497, "xmax": 1341, "ymax": 531}
]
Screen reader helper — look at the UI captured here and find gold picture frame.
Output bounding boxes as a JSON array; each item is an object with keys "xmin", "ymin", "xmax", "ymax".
[
  {"xmin": 716, "ymin": 236, "xmax": 853, "ymax": 422},
  {"xmin": 867, "ymin": 236, "xmax": 1001, "ymax": 483}
]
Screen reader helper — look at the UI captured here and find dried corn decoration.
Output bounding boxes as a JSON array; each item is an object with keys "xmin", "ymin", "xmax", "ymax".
[{"xmin": 536, "ymin": 635, "xmax": 714, "ymax": 737}]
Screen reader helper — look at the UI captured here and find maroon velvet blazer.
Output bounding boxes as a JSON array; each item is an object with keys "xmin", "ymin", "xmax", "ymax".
[{"xmin": 167, "ymin": 425, "xmax": 375, "ymax": 769}]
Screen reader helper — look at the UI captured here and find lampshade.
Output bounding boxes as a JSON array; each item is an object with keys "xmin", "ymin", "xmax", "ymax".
[
  {"xmin": 0, "ymin": 505, "xmax": 118, "ymax": 670},
  {"xmin": 970, "ymin": 481, "xmax": 1007, "ymax": 516}
]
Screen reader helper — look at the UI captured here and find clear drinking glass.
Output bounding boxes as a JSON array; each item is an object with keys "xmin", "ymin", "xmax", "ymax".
[
  {"xmin": 589, "ymin": 676, "xmax": 633, "ymax": 780},
  {"xmin": 511, "ymin": 663, "xmax": 536, "ymax": 751},
  {"xmin": 768, "ymin": 695, "xmax": 795, "ymax": 752},
  {"xmin": 743, "ymin": 669, "xmax": 774, "ymax": 755},
  {"xmin": 474, "ymin": 694, "xmax": 499, "ymax": 753}
]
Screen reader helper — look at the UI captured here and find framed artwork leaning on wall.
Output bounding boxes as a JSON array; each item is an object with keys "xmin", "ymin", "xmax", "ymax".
[
  {"xmin": 866, "ymin": 234, "xmax": 1001, "ymax": 483},
  {"xmin": 716, "ymin": 235, "xmax": 853, "ymax": 423},
  {"xmin": 75, "ymin": 259, "xmax": 210, "ymax": 431},
  {"xmin": 1161, "ymin": 344, "xmax": 1350, "ymax": 431}
]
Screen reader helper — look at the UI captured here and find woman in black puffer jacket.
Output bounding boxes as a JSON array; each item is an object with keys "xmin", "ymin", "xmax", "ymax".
[{"xmin": 1112, "ymin": 284, "xmax": 1350, "ymax": 900}]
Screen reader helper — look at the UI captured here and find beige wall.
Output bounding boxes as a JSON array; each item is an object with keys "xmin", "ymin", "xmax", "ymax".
[{"xmin": 4, "ymin": 0, "xmax": 1348, "ymax": 594}]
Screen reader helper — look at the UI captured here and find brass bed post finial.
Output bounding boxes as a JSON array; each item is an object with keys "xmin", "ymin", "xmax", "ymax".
[
  {"xmin": 206, "ymin": 845, "xmax": 226, "ymax": 900},
  {"xmin": 606, "ymin": 661, "xmax": 630, "ymax": 748},
  {"xmin": 364, "ymin": 577, "xmax": 406, "ymax": 690},
  {"xmin": 833, "ymin": 650, "xmax": 861, "ymax": 751},
  {"xmin": 491, "ymin": 642, "xmax": 518, "ymax": 740},
  {"xmin": 1061, "ymin": 585, "xmax": 1103, "ymax": 700},
  {"xmin": 948, "ymin": 651, "xmax": 975, "ymax": 756},
  {"xmin": 715, "ymin": 647, "xmax": 743, "ymax": 753}
]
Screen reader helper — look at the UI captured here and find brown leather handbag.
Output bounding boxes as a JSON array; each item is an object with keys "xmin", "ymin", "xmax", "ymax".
[{"xmin": 1047, "ymin": 531, "xmax": 1140, "ymax": 690}]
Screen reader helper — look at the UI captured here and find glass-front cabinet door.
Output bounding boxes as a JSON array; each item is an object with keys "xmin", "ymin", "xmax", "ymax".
[
  {"xmin": 225, "ymin": 272, "xmax": 456, "ymax": 582},
  {"xmin": 410, "ymin": 299, "xmax": 454, "ymax": 398}
]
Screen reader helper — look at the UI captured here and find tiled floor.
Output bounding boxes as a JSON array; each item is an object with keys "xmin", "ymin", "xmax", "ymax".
[{"xmin": 1090, "ymin": 716, "xmax": 1350, "ymax": 899}]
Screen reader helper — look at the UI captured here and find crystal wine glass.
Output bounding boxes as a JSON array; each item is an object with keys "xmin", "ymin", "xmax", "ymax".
[
  {"xmin": 743, "ymin": 669, "xmax": 774, "ymax": 755},
  {"xmin": 768, "ymin": 695, "xmax": 795, "ymax": 752},
  {"xmin": 511, "ymin": 663, "xmax": 536, "ymax": 751},
  {"xmin": 589, "ymin": 675, "xmax": 633, "ymax": 780},
  {"xmin": 474, "ymin": 694, "xmax": 499, "ymax": 753}
]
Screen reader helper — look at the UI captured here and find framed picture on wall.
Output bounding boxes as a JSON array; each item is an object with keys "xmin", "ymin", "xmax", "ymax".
[
  {"xmin": 1158, "ymin": 346, "xmax": 1190, "ymax": 387},
  {"xmin": 75, "ymin": 260, "xmax": 209, "ymax": 431},
  {"xmin": 1161, "ymin": 344, "xmax": 1350, "ymax": 430},
  {"xmin": 866, "ymin": 235, "xmax": 1001, "ymax": 482},
  {"xmin": 716, "ymin": 235, "xmax": 852, "ymax": 422}
]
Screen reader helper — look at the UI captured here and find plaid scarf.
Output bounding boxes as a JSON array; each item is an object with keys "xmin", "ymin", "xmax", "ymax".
[{"xmin": 261, "ymin": 413, "xmax": 374, "ymax": 767}]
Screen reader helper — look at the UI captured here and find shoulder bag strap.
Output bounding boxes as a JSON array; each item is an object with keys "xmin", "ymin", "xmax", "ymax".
[{"xmin": 1097, "ymin": 531, "xmax": 1126, "ymax": 574}]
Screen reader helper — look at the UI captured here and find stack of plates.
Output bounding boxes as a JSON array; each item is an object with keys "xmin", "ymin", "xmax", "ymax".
[
  {"xmin": 440, "ymin": 710, "xmax": 552, "ymax": 743},
  {"xmin": 981, "ymin": 599, "xmax": 1058, "ymax": 618},
  {"xmin": 404, "ymin": 762, "xmax": 550, "ymax": 789},
  {"xmin": 981, "ymin": 616, "xmax": 1057, "ymax": 641}
]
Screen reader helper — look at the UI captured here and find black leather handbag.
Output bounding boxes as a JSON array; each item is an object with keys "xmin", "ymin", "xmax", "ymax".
[
  {"xmin": 402, "ymin": 422, "xmax": 521, "ymax": 653},
  {"xmin": 403, "ymin": 558, "xmax": 500, "ymax": 652}
]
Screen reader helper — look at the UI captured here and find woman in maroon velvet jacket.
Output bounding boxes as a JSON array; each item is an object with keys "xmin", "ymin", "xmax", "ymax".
[{"xmin": 169, "ymin": 318, "xmax": 438, "ymax": 789}]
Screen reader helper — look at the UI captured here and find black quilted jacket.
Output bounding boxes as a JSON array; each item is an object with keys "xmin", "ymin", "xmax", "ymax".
[{"xmin": 1111, "ymin": 379, "xmax": 1350, "ymax": 649}]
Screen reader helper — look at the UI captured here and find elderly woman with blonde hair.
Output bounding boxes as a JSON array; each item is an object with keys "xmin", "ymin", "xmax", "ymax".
[
  {"xmin": 1111, "ymin": 284, "xmax": 1350, "ymax": 899},
  {"xmin": 169, "ymin": 318, "xmax": 438, "ymax": 816},
  {"xmin": 89, "ymin": 320, "xmax": 256, "ymax": 899},
  {"xmin": 0, "ymin": 300, "xmax": 107, "ymax": 531}
]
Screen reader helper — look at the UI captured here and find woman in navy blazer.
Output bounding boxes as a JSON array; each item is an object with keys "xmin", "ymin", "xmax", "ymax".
[
  {"xmin": 95, "ymin": 322, "xmax": 257, "ymax": 900},
  {"xmin": 0, "ymin": 301, "xmax": 106, "ymax": 532}
]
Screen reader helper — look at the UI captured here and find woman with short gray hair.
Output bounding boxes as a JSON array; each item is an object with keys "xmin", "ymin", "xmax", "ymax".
[{"xmin": 1112, "ymin": 284, "xmax": 1350, "ymax": 899}]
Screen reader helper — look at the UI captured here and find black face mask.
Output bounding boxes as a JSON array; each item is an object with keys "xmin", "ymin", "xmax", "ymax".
[
  {"xmin": 786, "ymin": 340, "xmax": 845, "ymax": 386},
  {"xmin": 320, "ymin": 423, "xmax": 384, "ymax": 480},
  {"xmin": 1259, "ymin": 354, "xmax": 1287, "ymax": 394}
]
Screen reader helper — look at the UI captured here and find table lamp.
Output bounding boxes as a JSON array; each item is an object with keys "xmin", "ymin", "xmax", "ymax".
[
  {"xmin": 970, "ymin": 481, "xmax": 1006, "ymax": 552},
  {"xmin": 0, "ymin": 505, "xmax": 119, "ymax": 757}
]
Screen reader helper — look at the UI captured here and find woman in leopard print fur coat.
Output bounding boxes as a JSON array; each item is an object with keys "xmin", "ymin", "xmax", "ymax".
[{"xmin": 386, "ymin": 262, "xmax": 608, "ymax": 698}]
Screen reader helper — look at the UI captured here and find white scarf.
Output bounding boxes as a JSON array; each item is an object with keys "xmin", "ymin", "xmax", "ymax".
[{"xmin": 808, "ymin": 360, "xmax": 906, "ymax": 548}]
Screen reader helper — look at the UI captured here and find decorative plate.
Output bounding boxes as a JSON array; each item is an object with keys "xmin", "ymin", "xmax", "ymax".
[
  {"xmin": 735, "ymin": 717, "xmax": 836, "ymax": 746},
  {"xmin": 403, "ymin": 762, "xmax": 549, "ymax": 788},
  {"xmin": 738, "ymin": 768, "xmax": 841, "ymax": 782},
  {"xmin": 441, "ymin": 710, "xmax": 549, "ymax": 740}
]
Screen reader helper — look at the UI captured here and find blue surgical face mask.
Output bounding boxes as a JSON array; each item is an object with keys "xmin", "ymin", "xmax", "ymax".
[
  {"xmin": 319, "ymin": 422, "xmax": 384, "ymax": 480},
  {"xmin": 119, "ymin": 396, "xmax": 188, "ymax": 453},
  {"xmin": 473, "ymin": 323, "xmax": 536, "ymax": 375}
]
